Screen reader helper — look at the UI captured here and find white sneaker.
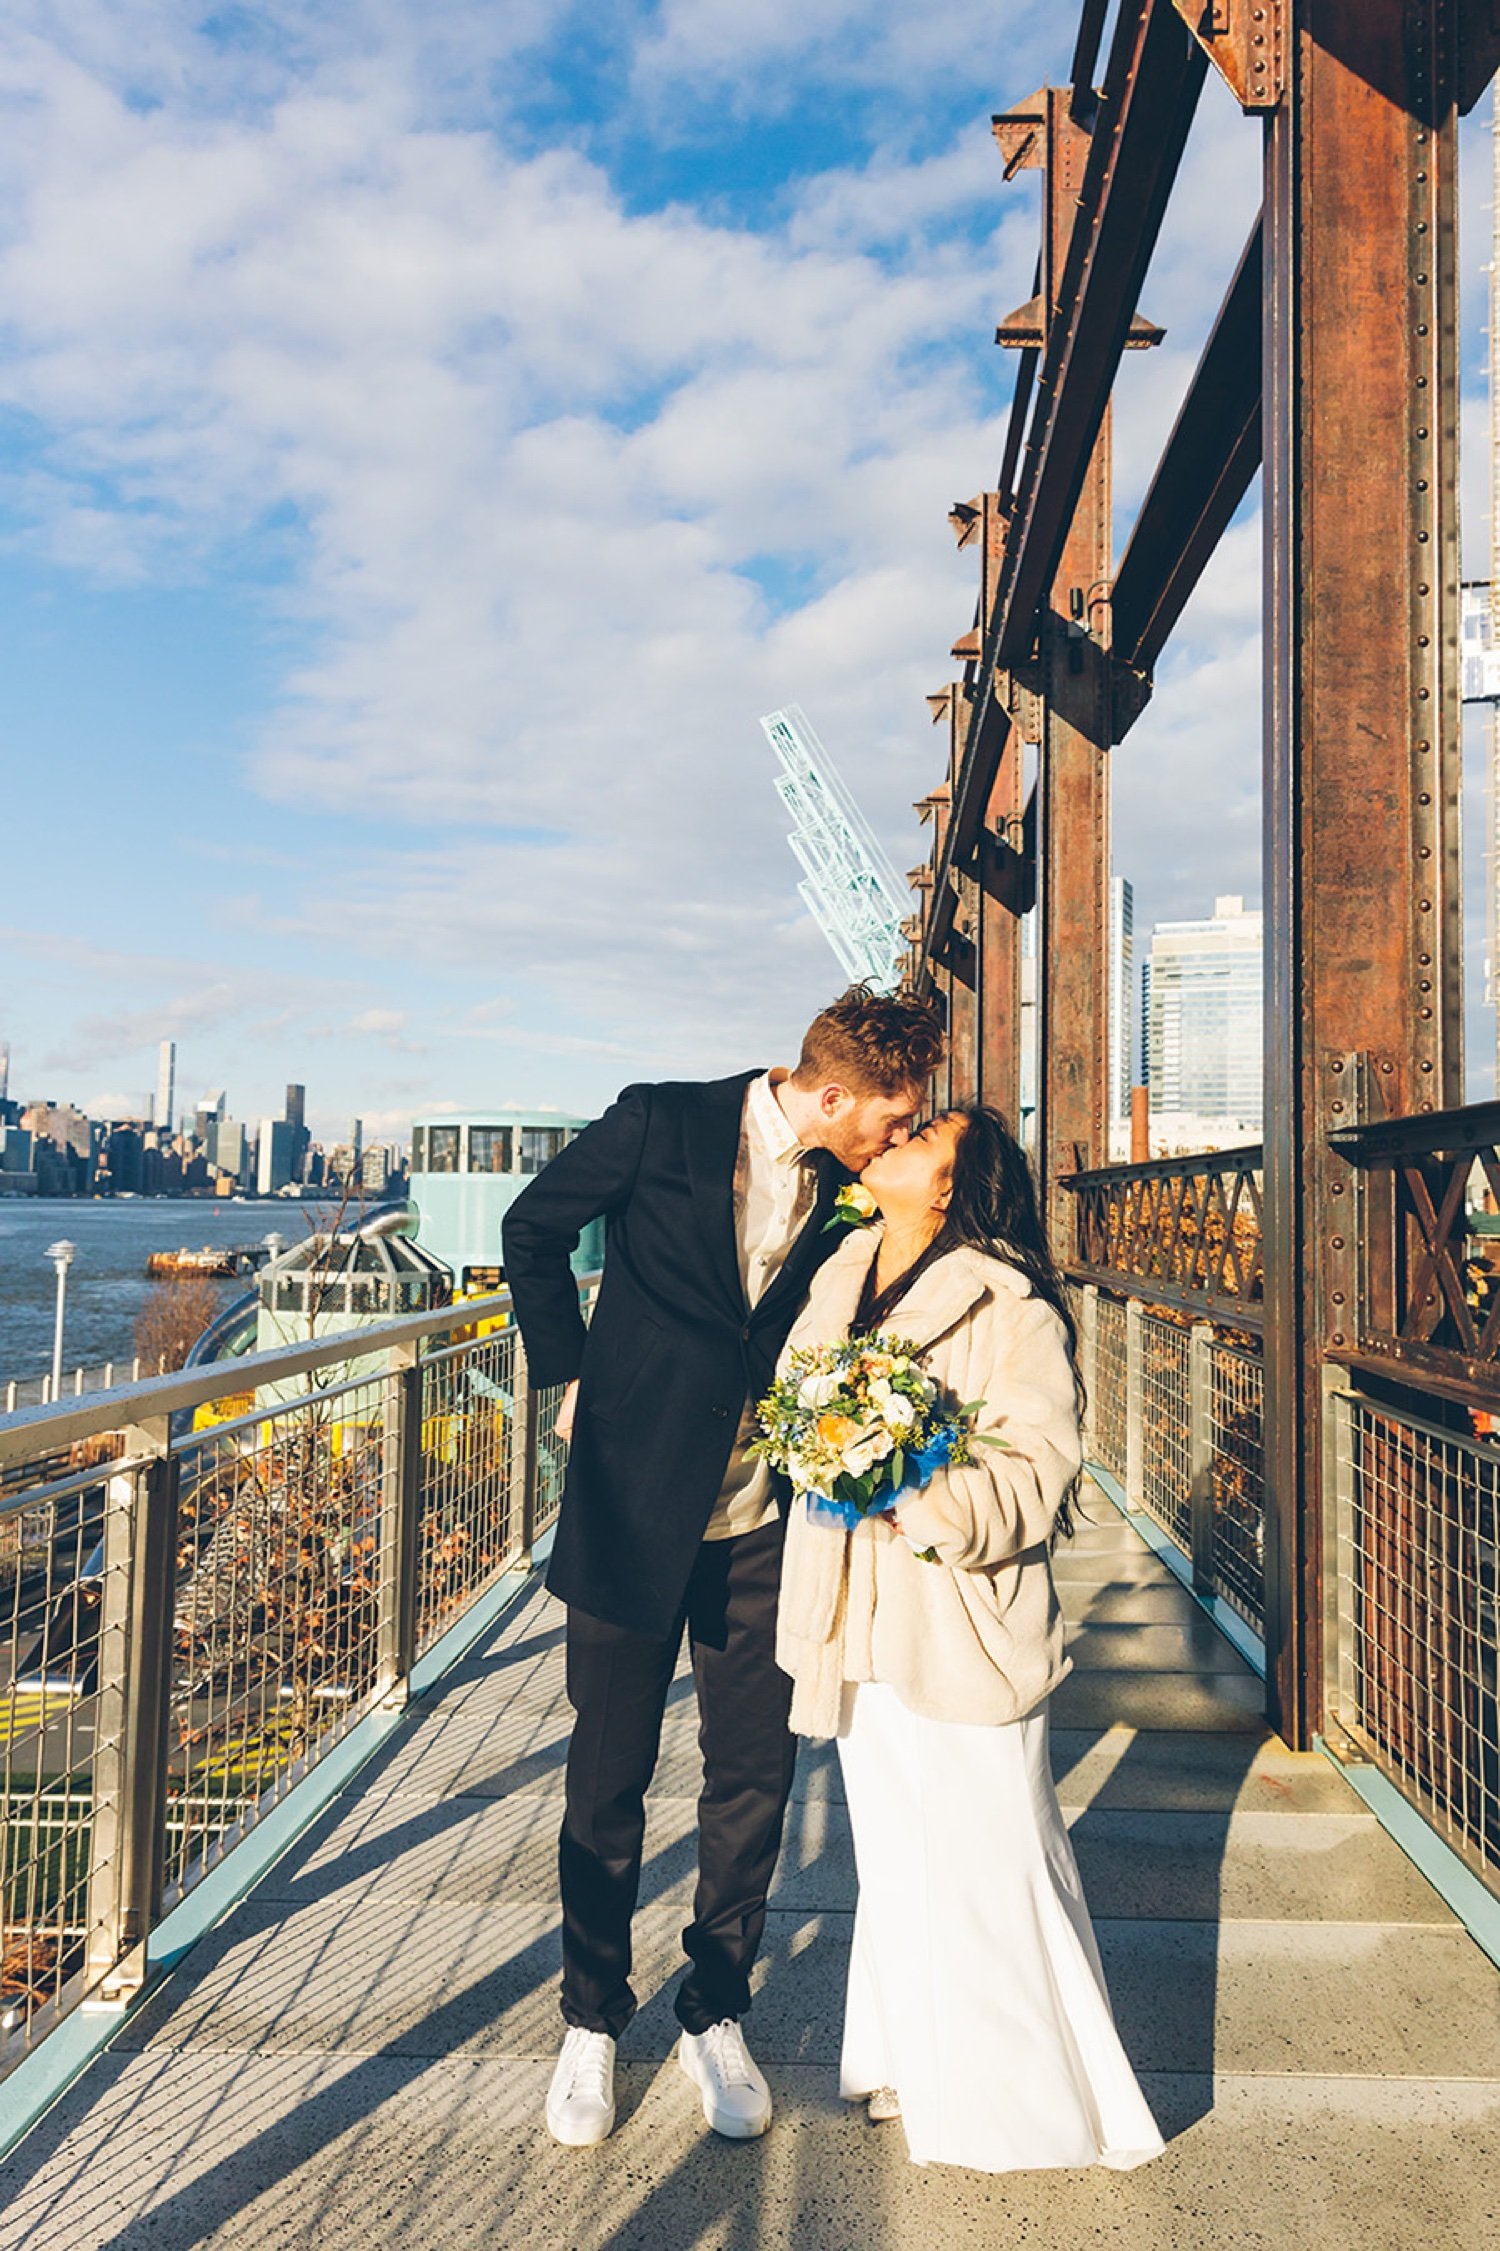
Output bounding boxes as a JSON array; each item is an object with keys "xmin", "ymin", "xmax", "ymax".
[
  {"xmin": 678, "ymin": 2019, "xmax": 772, "ymax": 2139},
  {"xmin": 546, "ymin": 2027, "xmax": 616, "ymax": 2146}
]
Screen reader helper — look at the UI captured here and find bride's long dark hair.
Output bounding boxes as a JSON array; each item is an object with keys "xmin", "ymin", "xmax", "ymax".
[{"xmin": 860, "ymin": 1103, "xmax": 1083, "ymax": 1537}]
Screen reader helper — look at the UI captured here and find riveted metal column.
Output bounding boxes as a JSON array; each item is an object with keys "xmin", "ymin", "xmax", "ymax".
[
  {"xmin": 84, "ymin": 1417, "xmax": 178, "ymax": 2008},
  {"xmin": 1038, "ymin": 420, "xmax": 1112, "ymax": 1251},
  {"xmin": 1034, "ymin": 84, "xmax": 1112, "ymax": 1250},
  {"xmin": 377, "ymin": 1340, "xmax": 422, "ymax": 1705},
  {"xmin": 1261, "ymin": 0, "xmax": 1463, "ymax": 1745}
]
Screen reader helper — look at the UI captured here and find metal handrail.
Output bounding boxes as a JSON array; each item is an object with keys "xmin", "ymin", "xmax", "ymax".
[{"xmin": 0, "ymin": 1289, "xmax": 515, "ymax": 1468}]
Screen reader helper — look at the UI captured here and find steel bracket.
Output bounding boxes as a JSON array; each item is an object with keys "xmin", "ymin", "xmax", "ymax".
[{"xmin": 1170, "ymin": 0, "xmax": 1283, "ymax": 112}]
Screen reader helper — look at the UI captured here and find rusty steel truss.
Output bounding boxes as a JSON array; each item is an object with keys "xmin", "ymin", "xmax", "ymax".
[{"xmin": 911, "ymin": 0, "xmax": 1500, "ymax": 1750}]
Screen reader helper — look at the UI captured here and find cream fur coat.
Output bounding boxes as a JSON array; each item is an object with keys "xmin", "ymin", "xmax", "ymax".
[{"xmin": 774, "ymin": 1224, "xmax": 1082, "ymax": 1738}]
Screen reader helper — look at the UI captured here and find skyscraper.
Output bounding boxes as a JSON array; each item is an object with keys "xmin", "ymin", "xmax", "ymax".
[
  {"xmin": 1145, "ymin": 895, "xmax": 1263, "ymax": 1132},
  {"xmin": 1108, "ymin": 875, "xmax": 1135, "ymax": 1131},
  {"xmin": 155, "ymin": 1040, "xmax": 176, "ymax": 1135},
  {"xmin": 285, "ymin": 1084, "xmax": 305, "ymax": 1137}
]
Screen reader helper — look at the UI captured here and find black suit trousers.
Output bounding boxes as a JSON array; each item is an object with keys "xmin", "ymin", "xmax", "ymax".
[{"xmin": 558, "ymin": 1515, "xmax": 797, "ymax": 2039}]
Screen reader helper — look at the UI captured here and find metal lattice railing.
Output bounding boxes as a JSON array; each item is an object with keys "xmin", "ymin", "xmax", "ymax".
[
  {"xmin": 0, "ymin": 1280, "xmax": 595, "ymax": 2077},
  {"xmin": 1090, "ymin": 1292, "xmax": 1129, "ymax": 1484},
  {"xmin": 1076, "ymin": 1282, "xmax": 1266, "ymax": 1645},
  {"xmin": 1209, "ymin": 1339, "xmax": 1265, "ymax": 1626},
  {"xmin": 1330, "ymin": 1392, "xmax": 1500, "ymax": 1892},
  {"xmin": 1139, "ymin": 1314, "xmax": 1193, "ymax": 1547}
]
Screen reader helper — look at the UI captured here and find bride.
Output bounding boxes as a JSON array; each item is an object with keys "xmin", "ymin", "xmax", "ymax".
[{"xmin": 774, "ymin": 1105, "xmax": 1164, "ymax": 2174}]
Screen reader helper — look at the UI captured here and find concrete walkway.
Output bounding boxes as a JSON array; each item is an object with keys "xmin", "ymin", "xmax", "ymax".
[{"xmin": 3, "ymin": 1488, "xmax": 1499, "ymax": 2249}]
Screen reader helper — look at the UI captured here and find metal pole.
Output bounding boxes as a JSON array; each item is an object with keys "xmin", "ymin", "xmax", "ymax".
[
  {"xmin": 1125, "ymin": 1296, "xmax": 1144, "ymax": 1508},
  {"xmin": 1188, "ymin": 1319, "xmax": 1214, "ymax": 1595},
  {"xmin": 511, "ymin": 1343, "xmax": 540, "ymax": 1572},
  {"xmin": 84, "ymin": 1420, "xmax": 178, "ymax": 2010},
  {"xmin": 376, "ymin": 1342, "xmax": 422, "ymax": 1706}
]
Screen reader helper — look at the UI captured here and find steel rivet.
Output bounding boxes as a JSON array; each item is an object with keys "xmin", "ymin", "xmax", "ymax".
[
  {"xmin": 1332, "ymin": 1240, "xmax": 1345, "ymax": 1253},
  {"xmin": 1419, "ymin": 845, "xmax": 1432, "ymax": 858},
  {"xmin": 1419, "ymin": 899, "xmax": 1432, "ymax": 912},
  {"xmin": 1417, "ymin": 480, "xmax": 1429, "ymax": 493},
  {"xmin": 1421, "ymin": 1060, "xmax": 1434, "ymax": 1072},
  {"xmin": 1417, "ymin": 324, "xmax": 1430, "ymax": 337},
  {"xmin": 1417, "ymin": 686, "xmax": 1430, "ymax": 698},
  {"xmin": 1417, "ymin": 376, "xmax": 1429, "ymax": 388},
  {"xmin": 1382, "ymin": 1060, "xmax": 1395, "ymax": 1073},
  {"xmin": 1417, "ymin": 741, "xmax": 1430, "ymax": 752},
  {"xmin": 1331, "ymin": 1100, "xmax": 1345, "ymax": 1115},
  {"xmin": 1420, "ymin": 978, "xmax": 1432, "ymax": 992},
  {"xmin": 1417, "ymin": 532, "xmax": 1430, "ymax": 544},
  {"xmin": 1332, "ymin": 1290, "xmax": 1346, "ymax": 1305},
  {"xmin": 1332, "ymin": 1332, "xmax": 1346, "ymax": 1347},
  {"xmin": 1419, "ymin": 953, "xmax": 1432, "ymax": 966},
  {"xmin": 1418, "ymin": 635, "xmax": 1430, "ymax": 647},
  {"xmin": 1420, "ymin": 1006, "xmax": 1433, "ymax": 1019},
  {"xmin": 1418, "ymin": 584, "xmax": 1430, "ymax": 596},
  {"xmin": 1331, "ymin": 1181, "xmax": 1346, "ymax": 1196}
]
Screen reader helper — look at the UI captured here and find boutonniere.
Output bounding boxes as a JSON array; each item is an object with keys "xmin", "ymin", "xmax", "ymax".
[{"xmin": 824, "ymin": 1181, "xmax": 879, "ymax": 1234}]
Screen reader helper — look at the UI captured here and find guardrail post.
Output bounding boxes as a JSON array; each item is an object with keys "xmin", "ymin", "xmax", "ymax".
[
  {"xmin": 510, "ymin": 1344, "xmax": 541, "ymax": 1572},
  {"xmin": 1124, "ymin": 1297, "xmax": 1144, "ymax": 1507},
  {"xmin": 1188, "ymin": 1319, "xmax": 1214, "ymax": 1596},
  {"xmin": 377, "ymin": 1341, "xmax": 422, "ymax": 1708},
  {"xmin": 84, "ymin": 1418, "xmax": 178, "ymax": 2010},
  {"xmin": 1078, "ymin": 1284, "xmax": 1099, "ymax": 1455}
]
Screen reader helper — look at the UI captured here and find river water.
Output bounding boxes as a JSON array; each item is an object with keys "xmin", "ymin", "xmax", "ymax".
[{"xmin": 0, "ymin": 1200, "xmax": 315, "ymax": 1387}]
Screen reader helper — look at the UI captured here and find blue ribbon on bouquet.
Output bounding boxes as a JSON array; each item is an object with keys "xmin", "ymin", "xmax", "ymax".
[{"xmin": 801, "ymin": 1422, "xmax": 963, "ymax": 1532}]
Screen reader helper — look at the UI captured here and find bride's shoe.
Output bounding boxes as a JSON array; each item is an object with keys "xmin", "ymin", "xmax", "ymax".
[{"xmin": 865, "ymin": 2086, "xmax": 901, "ymax": 2123}]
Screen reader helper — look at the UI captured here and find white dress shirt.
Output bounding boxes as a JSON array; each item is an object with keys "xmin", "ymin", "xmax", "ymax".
[{"xmin": 702, "ymin": 1070, "xmax": 817, "ymax": 1541}]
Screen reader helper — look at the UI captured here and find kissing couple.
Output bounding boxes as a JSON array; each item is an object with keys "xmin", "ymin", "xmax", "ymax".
[{"xmin": 503, "ymin": 986, "xmax": 1163, "ymax": 2176}]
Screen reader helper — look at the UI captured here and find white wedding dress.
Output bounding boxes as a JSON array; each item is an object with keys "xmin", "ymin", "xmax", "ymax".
[{"xmin": 836, "ymin": 1681, "xmax": 1165, "ymax": 2174}]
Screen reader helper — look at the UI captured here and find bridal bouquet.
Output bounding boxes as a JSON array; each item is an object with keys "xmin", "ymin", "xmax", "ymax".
[{"xmin": 751, "ymin": 1332, "xmax": 988, "ymax": 1537}]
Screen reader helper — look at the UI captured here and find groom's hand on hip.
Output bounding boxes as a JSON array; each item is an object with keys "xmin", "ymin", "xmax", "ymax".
[{"xmin": 554, "ymin": 1380, "xmax": 580, "ymax": 1441}]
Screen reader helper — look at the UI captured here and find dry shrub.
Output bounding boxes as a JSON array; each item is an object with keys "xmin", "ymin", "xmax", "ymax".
[{"xmin": 134, "ymin": 1276, "xmax": 226, "ymax": 1375}]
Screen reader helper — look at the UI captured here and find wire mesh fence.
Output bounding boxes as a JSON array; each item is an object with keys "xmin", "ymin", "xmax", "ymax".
[
  {"xmin": 1091, "ymin": 1293, "xmax": 1128, "ymax": 1484},
  {"xmin": 1330, "ymin": 1393, "xmax": 1499, "ymax": 1892},
  {"xmin": 0, "ymin": 1461, "xmax": 118, "ymax": 2042},
  {"xmin": 1209, "ymin": 1340, "xmax": 1265, "ymax": 1628},
  {"xmin": 0, "ymin": 1278, "xmax": 595, "ymax": 2081},
  {"xmin": 1138, "ymin": 1314, "xmax": 1192, "ymax": 1548}
]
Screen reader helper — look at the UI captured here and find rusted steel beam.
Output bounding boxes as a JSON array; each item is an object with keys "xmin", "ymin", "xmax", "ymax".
[
  {"xmin": 1071, "ymin": 0, "xmax": 1113, "ymax": 111},
  {"xmin": 1112, "ymin": 215, "xmax": 1263, "ymax": 688},
  {"xmin": 991, "ymin": 5, "xmax": 1204, "ymax": 673},
  {"xmin": 1171, "ymin": 0, "xmax": 1286, "ymax": 110},
  {"xmin": 1038, "ymin": 412, "xmax": 1113, "ymax": 1250},
  {"xmin": 921, "ymin": 7, "xmax": 1204, "ymax": 980},
  {"xmin": 1260, "ymin": 0, "xmax": 1465, "ymax": 1750}
]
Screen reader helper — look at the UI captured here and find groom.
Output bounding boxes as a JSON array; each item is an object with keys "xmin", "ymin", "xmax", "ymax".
[{"xmin": 502, "ymin": 985, "xmax": 945, "ymax": 2147}]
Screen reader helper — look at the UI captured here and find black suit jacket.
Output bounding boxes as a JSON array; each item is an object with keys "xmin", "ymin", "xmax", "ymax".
[{"xmin": 502, "ymin": 1070, "xmax": 847, "ymax": 1634}]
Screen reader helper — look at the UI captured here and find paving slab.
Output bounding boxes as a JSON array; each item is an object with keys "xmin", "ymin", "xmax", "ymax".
[
  {"xmin": 1068, "ymin": 1808, "xmax": 1457, "ymax": 1925},
  {"xmin": 4, "ymin": 2048, "xmax": 1497, "ymax": 2251},
  {"xmin": 253, "ymin": 1784, "xmax": 854, "ymax": 1917},
  {"xmin": 1068, "ymin": 1619, "xmax": 1255, "ymax": 1674},
  {"xmin": 1051, "ymin": 1667, "xmax": 1267, "ymax": 1732},
  {"xmin": 1049, "ymin": 1725, "xmax": 1368, "ymax": 1815},
  {"xmin": 1057, "ymin": 1581, "xmax": 1211, "ymax": 1627}
]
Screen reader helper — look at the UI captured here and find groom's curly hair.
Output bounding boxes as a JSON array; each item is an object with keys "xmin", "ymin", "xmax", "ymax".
[{"xmin": 791, "ymin": 983, "xmax": 946, "ymax": 1096}]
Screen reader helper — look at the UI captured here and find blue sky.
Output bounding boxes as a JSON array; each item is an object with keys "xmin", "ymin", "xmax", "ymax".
[{"xmin": 0, "ymin": 4, "xmax": 1493, "ymax": 1141}]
